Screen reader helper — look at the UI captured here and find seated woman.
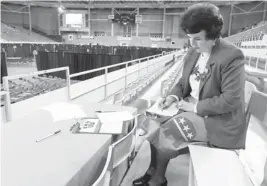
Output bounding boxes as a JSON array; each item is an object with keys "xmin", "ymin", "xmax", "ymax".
[{"xmin": 133, "ymin": 3, "xmax": 246, "ymax": 186}]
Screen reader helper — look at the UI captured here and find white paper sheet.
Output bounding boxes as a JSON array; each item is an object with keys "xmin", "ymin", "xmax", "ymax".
[
  {"xmin": 99, "ymin": 121, "xmax": 123, "ymax": 134},
  {"xmin": 96, "ymin": 111, "xmax": 134, "ymax": 134},
  {"xmin": 96, "ymin": 111, "xmax": 134, "ymax": 123},
  {"xmin": 42, "ymin": 102, "xmax": 87, "ymax": 122},
  {"xmin": 146, "ymin": 100, "xmax": 179, "ymax": 117}
]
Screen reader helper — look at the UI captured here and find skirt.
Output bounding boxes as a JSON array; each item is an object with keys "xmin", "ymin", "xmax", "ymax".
[{"xmin": 146, "ymin": 111, "xmax": 208, "ymax": 159}]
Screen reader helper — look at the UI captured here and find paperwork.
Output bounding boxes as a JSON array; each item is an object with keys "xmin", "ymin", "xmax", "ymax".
[
  {"xmin": 97, "ymin": 111, "xmax": 134, "ymax": 134},
  {"xmin": 146, "ymin": 100, "xmax": 179, "ymax": 117},
  {"xmin": 42, "ymin": 102, "xmax": 87, "ymax": 122}
]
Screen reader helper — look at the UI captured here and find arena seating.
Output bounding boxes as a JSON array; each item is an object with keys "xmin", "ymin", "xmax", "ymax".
[
  {"xmin": 1, "ymin": 23, "xmax": 57, "ymax": 43},
  {"xmin": 0, "ymin": 76, "xmax": 70, "ymax": 106},
  {"xmin": 225, "ymin": 22, "xmax": 267, "ymax": 73},
  {"xmin": 226, "ymin": 23, "xmax": 267, "ymax": 48},
  {"xmin": 111, "ymin": 58, "xmax": 176, "ymax": 106},
  {"xmin": 65, "ymin": 35, "xmax": 186, "ymax": 48}
]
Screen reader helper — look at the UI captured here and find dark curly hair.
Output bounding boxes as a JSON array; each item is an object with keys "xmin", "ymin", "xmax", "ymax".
[{"xmin": 180, "ymin": 3, "xmax": 223, "ymax": 40}]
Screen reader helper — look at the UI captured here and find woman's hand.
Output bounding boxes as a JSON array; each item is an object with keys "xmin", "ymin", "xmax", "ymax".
[
  {"xmin": 158, "ymin": 96, "xmax": 176, "ymax": 110},
  {"xmin": 178, "ymin": 100, "xmax": 196, "ymax": 112}
]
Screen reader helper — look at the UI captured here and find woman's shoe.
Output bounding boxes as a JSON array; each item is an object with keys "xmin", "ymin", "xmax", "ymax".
[
  {"xmin": 132, "ymin": 179, "xmax": 168, "ymax": 186},
  {"xmin": 132, "ymin": 173, "xmax": 151, "ymax": 186},
  {"xmin": 133, "ymin": 175, "xmax": 168, "ymax": 186}
]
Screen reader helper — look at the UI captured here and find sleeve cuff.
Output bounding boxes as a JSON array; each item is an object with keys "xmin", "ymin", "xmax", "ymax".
[
  {"xmin": 194, "ymin": 102, "xmax": 198, "ymax": 113},
  {"xmin": 168, "ymin": 95, "xmax": 179, "ymax": 102}
]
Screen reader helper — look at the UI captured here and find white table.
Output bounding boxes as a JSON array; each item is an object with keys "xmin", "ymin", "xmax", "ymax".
[{"xmin": 2, "ymin": 101, "xmax": 137, "ymax": 186}]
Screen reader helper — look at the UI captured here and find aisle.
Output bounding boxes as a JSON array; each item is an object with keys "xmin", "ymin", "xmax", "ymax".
[{"xmin": 121, "ymin": 58, "xmax": 188, "ymax": 186}]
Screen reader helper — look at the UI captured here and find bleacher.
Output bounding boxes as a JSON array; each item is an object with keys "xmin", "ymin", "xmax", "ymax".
[
  {"xmin": 0, "ymin": 75, "xmax": 81, "ymax": 106},
  {"xmin": 226, "ymin": 22, "xmax": 267, "ymax": 49},
  {"xmin": 65, "ymin": 35, "xmax": 187, "ymax": 48},
  {"xmin": 225, "ymin": 22, "xmax": 267, "ymax": 73},
  {"xmin": 1, "ymin": 22, "xmax": 58, "ymax": 43}
]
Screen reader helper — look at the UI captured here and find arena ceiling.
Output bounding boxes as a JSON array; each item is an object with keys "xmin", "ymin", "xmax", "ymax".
[{"xmin": 2, "ymin": 0, "xmax": 244, "ymax": 9}]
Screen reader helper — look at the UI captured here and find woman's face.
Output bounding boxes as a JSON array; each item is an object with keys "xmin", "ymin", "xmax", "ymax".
[{"xmin": 187, "ymin": 30, "xmax": 215, "ymax": 53}]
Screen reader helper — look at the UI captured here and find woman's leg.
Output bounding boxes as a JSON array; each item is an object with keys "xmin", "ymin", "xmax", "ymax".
[
  {"xmin": 147, "ymin": 144, "xmax": 157, "ymax": 174},
  {"xmin": 148, "ymin": 153, "xmax": 170, "ymax": 185},
  {"xmin": 137, "ymin": 112, "xmax": 207, "ymax": 185}
]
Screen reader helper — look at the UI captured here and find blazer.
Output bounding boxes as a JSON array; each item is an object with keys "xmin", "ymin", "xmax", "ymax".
[{"xmin": 168, "ymin": 38, "xmax": 247, "ymax": 149}]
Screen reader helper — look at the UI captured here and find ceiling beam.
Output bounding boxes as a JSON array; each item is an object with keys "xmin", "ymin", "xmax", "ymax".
[
  {"xmin": 1, "ymin": 1, "xmax": 248, "ymax": 9},
  {"xmin": 2, "ymin": 1, "xmax": 192, "ymax": 9}
]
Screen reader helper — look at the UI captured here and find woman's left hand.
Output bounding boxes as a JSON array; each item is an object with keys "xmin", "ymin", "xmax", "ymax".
[{"xmin": 178, "ymin": 100, "xmax": 195, "ymax": 112}]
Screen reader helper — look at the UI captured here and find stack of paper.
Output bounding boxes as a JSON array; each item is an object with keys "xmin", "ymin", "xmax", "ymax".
[
  {"xmin": 42, "ymin": 102, "xmax": 87, "ymax": 122},
  {"xmin": 146, "ymin": 101, "xmax": 179, "ymax": 117},
  {"xmin": 96, "ymin": 111, "xmax": 134, "ymax": 134}
]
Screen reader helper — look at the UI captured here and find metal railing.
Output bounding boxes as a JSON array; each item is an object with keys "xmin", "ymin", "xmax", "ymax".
[
  {"xmin": 69, "ymin": 51, "xmax": 175, "ymax": 100},
  {"xmin": 1, "ymin": 51, "xmax": 177, "ymax": 122}
]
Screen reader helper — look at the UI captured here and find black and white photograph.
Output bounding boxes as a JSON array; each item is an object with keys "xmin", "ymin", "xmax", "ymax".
[{"xmin": 1, "ymin": 0, "xmax": 267, "ymax": 186}]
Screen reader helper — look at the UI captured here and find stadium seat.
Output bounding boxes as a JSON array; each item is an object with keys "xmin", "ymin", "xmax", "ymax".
[
  {"xmin": 110, "ymin": 116, "xmax": 137, "ymax": 185},
  {"xmin": 92, "ymin": 146, "xmax": 113, "ymax": 186},
  {"xmin": 113, "ymin": 90, "xmax": 124, "ymax": 105}
]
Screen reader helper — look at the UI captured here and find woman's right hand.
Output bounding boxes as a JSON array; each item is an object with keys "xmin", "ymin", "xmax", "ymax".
[{"xmin": 158, "ymin": 96, "xmax": 176, "ymax": 110}]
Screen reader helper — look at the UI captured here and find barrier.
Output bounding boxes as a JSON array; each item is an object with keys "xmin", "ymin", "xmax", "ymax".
[{"xmin": 1, "ymin": 51, "xmax": 179, "ymax": 122}]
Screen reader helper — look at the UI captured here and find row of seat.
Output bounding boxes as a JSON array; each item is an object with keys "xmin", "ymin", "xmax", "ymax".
[
  {"xmin": 111, "ymin": 60, "xmax": 175, "ymax": 106},
  {"xmin": 241, "ymin": 38, "xmax": 267, "ymax": 49},
  {"xmin": 245, "ymin": 55, "xmax": 267, "ymax": 72},
  {"xmin": 160, "ymin": 58, "xmax": 184, "ymax": 97},
  {"xmin": 4, "ymin": 76, "xmax": 67, "ymax": 104},
  {"xmin": 1, "ymin": 23, "xmax": 56, "ymax": 43},
  {"xmin": 226, "ymin": 23, "xmax": 267, "ymax": 46}
]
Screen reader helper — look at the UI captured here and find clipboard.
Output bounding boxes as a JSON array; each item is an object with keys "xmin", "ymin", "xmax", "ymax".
[{"xmin": 70, "ymin": 111, "xmax": 134, "ymax": 135}]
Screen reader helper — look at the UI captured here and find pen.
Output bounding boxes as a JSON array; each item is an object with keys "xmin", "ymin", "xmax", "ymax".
[
  {"xmin": 161, "ymin": 99, "xmax": 166, "ymax": 111},
  {"xmin": 95, "ymin": 110, "xmax": 116, "ymax": 113},
  {"xmin": 36, "ymin": 130, "xmax": 61, "ymax": 142}
]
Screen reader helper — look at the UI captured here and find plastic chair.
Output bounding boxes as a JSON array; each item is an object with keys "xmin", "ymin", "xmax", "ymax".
[
  {"xmin": 92, "ymin": 146, "xmax": 113, "ymax": 186},
  {"xmin": 113, "ymin": 90, "xmax": 124, "ymax": 105},
  {"xmin": 111, "ymin": 115, "xmax": 138, "ymax": 169}
]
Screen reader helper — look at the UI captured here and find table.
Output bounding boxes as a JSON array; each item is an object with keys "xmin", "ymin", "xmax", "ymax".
[{"xmin": 2, "ymin": 101, "xmax": 137, "ymax": 186}]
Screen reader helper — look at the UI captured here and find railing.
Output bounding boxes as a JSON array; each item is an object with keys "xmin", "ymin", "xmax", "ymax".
[
  {"xmin": 69, "ymin": 51, "xmax": 174, "ymax": 100},
  {"xmin": 1, "ymin": 51, "xmax": 178, "ymax": 122},
  {"xmin": 2, "ymin": 67, "xmax": 70, "ymax": 121},
  {"xmin": 0, "ymin": 90, "xmax": 11, "ymax": 122}
]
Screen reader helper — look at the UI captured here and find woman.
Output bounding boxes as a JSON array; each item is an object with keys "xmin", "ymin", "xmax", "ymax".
[{"xmin": 133, "ymin": 3, "xmax": 246, "ymax": 186}]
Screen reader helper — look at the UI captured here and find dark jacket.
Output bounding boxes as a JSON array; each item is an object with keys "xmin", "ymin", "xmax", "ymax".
[{"xmin": 168, "ymin": 38, "xmax": 247, "ymax": 149}]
